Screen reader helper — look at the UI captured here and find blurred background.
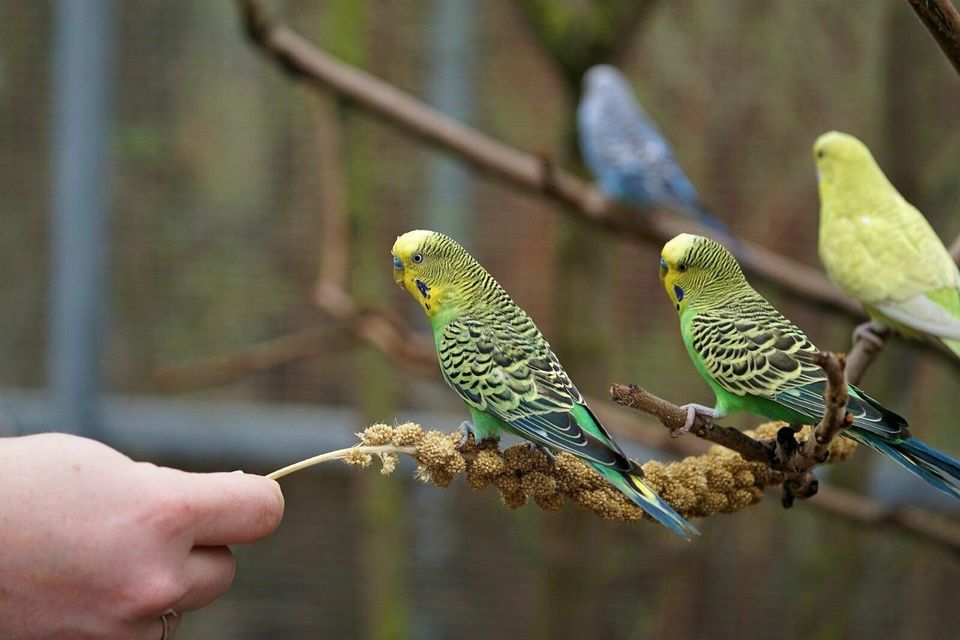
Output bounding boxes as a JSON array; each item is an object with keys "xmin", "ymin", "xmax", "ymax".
[{"xmin": 2, "ymin": 0, "xmax": 960, "ymax": 638}]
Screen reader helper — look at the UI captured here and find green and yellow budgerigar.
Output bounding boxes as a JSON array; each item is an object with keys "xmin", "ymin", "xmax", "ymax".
[
  {"xmin": 393, "ymin": 229, "xmax": 698, "ymax": 538},
  {"xmin": 815, "ymin": 130, "xmax": 960, "ymax": 356},
  {"xmin": 660, "ymin": 232, "xmax": 960, "ymax": 500}
]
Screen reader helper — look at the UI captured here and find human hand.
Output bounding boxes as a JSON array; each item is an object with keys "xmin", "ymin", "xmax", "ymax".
[{"xmin": 0, "ymin": 433, "xmax": 284, "ymax": 639}]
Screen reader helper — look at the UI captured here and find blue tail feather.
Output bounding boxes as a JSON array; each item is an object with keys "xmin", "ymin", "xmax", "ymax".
[
  {"xmin": 848, "ymin": 429, "xmax": 960, "ymax": 500},
  {"xmin": 602, "ymin": 467, "xmax": 700, "ymax": 540}
]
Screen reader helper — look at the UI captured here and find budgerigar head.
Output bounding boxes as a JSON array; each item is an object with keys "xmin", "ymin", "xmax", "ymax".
[
  {"xmin": 659, "ymin": 233, "xmax": 747, "ymax": 313},
  {"xmin": 583, "ymin": 65, "xmax": 624, "ymax": 91},
  {"xmin": 813, "ymin": 131, "xmax": 886, "ymax": 202},
  {"xmin": 581, "ymin": 64, "xmax": 634, "ymax": 102},
  {"xmin": 392, "ymin": 229, "xmax": 482, "ymax": 318}
]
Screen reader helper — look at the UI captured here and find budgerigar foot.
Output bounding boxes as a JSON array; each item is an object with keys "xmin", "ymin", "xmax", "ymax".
[
  {"xmin": 523, "ymin": 442, "xmax": 557, "ymax": 466},
  {"xmin": 457, "ymin": 420, "xmax": 477, "ymax": 449},
  {"xmin": 677, "ymin": 403, "xmax": 722, "ymax": 437},
  {"xmin": 852, "ymin": 320, "xmax": 887, "ymax": 349}
]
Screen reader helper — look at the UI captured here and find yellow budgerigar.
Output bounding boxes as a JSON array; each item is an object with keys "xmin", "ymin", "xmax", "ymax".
[{"xmin": 815, "ymin": 130, "xmax": 960, "ymax": 356}]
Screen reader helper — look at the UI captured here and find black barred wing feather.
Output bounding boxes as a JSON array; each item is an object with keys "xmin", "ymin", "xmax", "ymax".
[
  {"xmin": 438, "ymin": 316, "xmax": 635, "ymax": 471},
  {"xmin": 775, "ymin": 379, "xmax": 909, "ymax": 439},
  {"xmin": 690, "ymin": 304, "xmax": 908, "ymax": 438},
  {"xmin": 689, "ymin": 307, "xmax": 822, "ymax": 398},
  {"xmin": 437, "ymin": 316, "xmax": 578, "ymax": 414}
]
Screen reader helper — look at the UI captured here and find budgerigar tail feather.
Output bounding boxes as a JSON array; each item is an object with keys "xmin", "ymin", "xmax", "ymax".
[
  {"xmin": 600, "ymin": 466, "xmax": 699, "ymax": 540},
  {"xmin": 848, "ymin": 428, "xmax": 960, "ymax": 500}
]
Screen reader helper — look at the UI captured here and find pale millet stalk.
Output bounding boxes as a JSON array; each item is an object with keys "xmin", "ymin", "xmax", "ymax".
[{"xmin": 267, "ymin": 421, "xmax": 858, "ymax": 524}]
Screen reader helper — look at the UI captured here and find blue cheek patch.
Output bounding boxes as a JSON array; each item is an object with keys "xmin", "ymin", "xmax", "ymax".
[
  {"xmin": 416, "ymin": 279, "xmax": 430, "ymax": 298},
  {"xmin": 674, "ymin": 285, "xmax": 684, "ymax": 302}
]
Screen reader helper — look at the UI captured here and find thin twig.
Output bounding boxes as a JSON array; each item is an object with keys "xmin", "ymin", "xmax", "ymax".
[
  {"xmin": 844, "ymin": 324, "xmax": 892, "ymax": 386},
  {"xmin": 779, "ymin": 351, "xmax": 851, "ymax": 506},
  {"xmin": 611, "ymin": 350, "xmax": 852, "ymax": 496},
  {"xmin": 800, "ymin": 351, "xmax": 851, "ymax": 465},
  {"xmin": 907, "ymin": 0, "xmax": 960, "ymax": 78},
  {"xmin": 609, "ymin": 383, "xmax": 776, "ymax": 466}
]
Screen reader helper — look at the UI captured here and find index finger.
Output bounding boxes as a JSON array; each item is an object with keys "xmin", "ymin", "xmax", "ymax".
[{"xmin": 179, "ymin": 471, "xmax": 285, "ymax": 546}]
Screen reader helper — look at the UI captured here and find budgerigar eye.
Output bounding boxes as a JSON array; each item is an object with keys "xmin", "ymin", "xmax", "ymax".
[
  {"xmin": 412, "ymin": 253, "xmax": 423, "ymax": 264},
  {"xmin": 392, "ymin": 256, "xmax": 403, "ymax": 269},
  {"xmin": 816, "ymin": 149, "xmax": 825, "ymax": 159},
  {"xmin": 678, "ymin": 263, "xmax": 688, "ymax": 272}
]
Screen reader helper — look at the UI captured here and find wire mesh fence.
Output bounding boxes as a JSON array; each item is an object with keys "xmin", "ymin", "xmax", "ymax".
[{"xmin": 1, "ymin": 1, "xmax": 959, "ymax": 638}]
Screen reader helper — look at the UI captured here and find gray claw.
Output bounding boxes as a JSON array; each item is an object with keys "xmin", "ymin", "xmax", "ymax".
[
  {"xmin": 525, "ymin": 442, "xmax": 557, "ymax": 466},
  {"xmin": 458, "ymin": 420, "xmax": 476, "ymax": 448},
  {"xmin": 853, "ymin": 321, "xmax": 886, "ymax": 349},
  {"xmin": 676, "ymin": 403, "xmax": 721, "ymax": 437}
]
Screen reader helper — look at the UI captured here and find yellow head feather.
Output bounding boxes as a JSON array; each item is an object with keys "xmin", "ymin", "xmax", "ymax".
[
  {"xmin": 661, "ymin": 233, "xmax": 699, "ymax": 266},
  {"xmin": 660, "ymin": 233, "xmax": 747, "ymax": 313},
  {"xmin": 659, "ymin": 234, "xmax": 700, "ymax": 313},
  {"xmin": 814, "ymin": 131, "xmax": 959, "ymax": 323},
  {"xmin": 392, "ymin": 229, "xmax": 440, "ymax": 316},
  {"xmin": 813, "ymin": 131, "xmax": 892, "ymax": 213},
  {"xmin": 392, "ymin": 229, "xmax": 433, "ymax": 260},
  {"xmin": 392, "ymin": 229, "xmax": 493, "ymax": 321}
]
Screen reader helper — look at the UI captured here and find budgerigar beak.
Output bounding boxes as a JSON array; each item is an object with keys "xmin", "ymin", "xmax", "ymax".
[
  {"xmin": 392, "ymin": 255, "xmax": 405, "ymax": 287},
  {"xmin": 659, "ymin": 257, "xmax": 668, "ymax": 281}
]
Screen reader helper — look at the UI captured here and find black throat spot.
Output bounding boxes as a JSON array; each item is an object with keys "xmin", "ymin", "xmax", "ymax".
[{"xmin": 416, "ymin": 279, "xmax": 430, "ymax": 298}]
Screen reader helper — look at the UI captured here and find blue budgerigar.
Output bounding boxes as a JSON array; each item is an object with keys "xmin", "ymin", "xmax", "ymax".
[{"xmin": 577, "ymin": 65, "xmax": 728, "ymax": 236}]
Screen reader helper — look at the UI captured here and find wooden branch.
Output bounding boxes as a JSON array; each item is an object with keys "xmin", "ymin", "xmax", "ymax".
[
  {"xmin": 609, "ymin": 383, "xmax": 776, "ymax": 466},
  {"xmin": 611, "ymin": 350, "xmax": 852, "ymax": 504},
  {"xmin": 844, "ymin": 324, "xmax": 892, "ymax": 386},
  {"xmin": 776, "ymin": 352, "xmax": 851, "ymax": 506},
  {"xmin": 607, "ymin": 354, "xmax": 960, "ymax": 551},
  {"xmin": 236, "ymin": 0, "xmax": 860, "ymax": 318},
  {"xmin": 908, "ymin": 0, "xmax": 960, "ymax": 78},
  {"xmin": 799, "ymin": 352, "xmax": 851, "ymax": 466}
]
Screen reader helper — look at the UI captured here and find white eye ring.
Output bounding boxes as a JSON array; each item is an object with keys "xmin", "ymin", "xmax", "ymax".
[
  {"xmin": 412, "ymin": 253, "xmax": 423, "ymax": 263},
  {"xmin": 678, "ymin": 263, "xmax": 688, "ymax": 272}
]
